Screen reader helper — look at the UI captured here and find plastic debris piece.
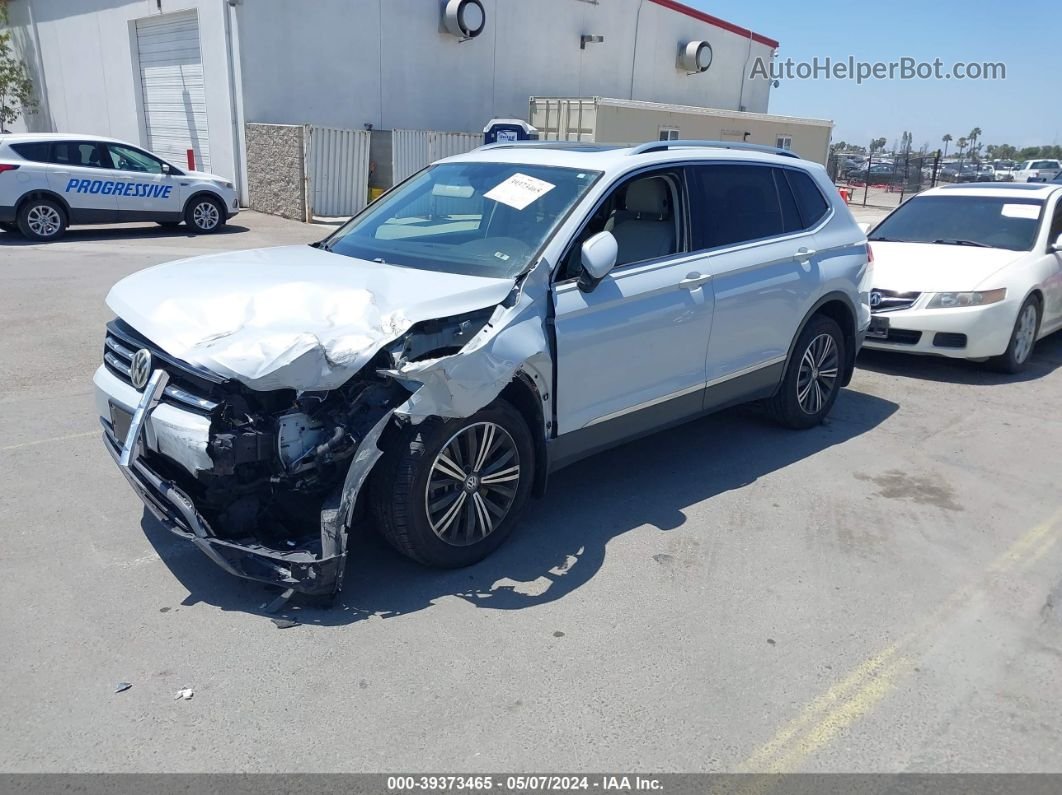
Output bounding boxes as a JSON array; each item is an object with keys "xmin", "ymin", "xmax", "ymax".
[
  {"xmin": 174, "ymin": 688, "xmax": 194, "ymax": 700},
  {"xmin": 114, "ymin": 682, "xmax": 132, "ymax": 693},
  {"xmin": 271, "ymin": 617, "xmax": 299, "ymax": 629}
]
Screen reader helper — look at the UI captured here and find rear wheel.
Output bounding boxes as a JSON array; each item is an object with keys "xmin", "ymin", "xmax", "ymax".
[
  {"xmin": 184, "ymin": 196, "xmax": 225, "ymax": 234},
  {"xmin": 370, "ymin": 399, "xmax": 534, "ymax": 568},
  {"xmin": 990, "ymin": 297, "xmax": 1040, "ymax": 373},
  {"xmin": 766, "ymin": 315, "xmax": 845, "ymax": 429},
  {"xmin": 17, "ymin": 198, "xmax": 67, "ymax": 241}
]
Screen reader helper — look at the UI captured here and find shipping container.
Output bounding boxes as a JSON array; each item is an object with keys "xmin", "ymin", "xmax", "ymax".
[{"xmin": 530, "ymin": 97, "xmax": 834, "ymax": 165}]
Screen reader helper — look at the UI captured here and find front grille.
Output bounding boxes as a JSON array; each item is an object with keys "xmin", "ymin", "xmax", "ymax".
[
  {"xmin": 870, "ymin": 289, "xmax": 921, "ymax": 313},
  {"xmin": 103, "ymin": 321, "xmax": 222, "ymax": 414}
]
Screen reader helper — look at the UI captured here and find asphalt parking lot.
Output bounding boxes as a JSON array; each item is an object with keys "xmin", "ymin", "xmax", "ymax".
[{"xmin": 2, "ymin": 211, "xmax": 1061, "ymax": 773}]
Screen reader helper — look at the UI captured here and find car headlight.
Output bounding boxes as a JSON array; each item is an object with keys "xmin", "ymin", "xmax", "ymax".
[{"xmin": 926, "ymin": 288, "xmax": 1007, "ymax": 309}]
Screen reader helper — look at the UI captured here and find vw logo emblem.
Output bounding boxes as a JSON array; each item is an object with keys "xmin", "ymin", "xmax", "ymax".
[
  {"xmin": 463, "ymin": 474, "xmax": 480, "ymax": 494},
  {"xmin": 870, "ymin": 291, "xmax": 882, "ymax": 308},
  {"xmin": 129, "ymin": 348, "xmax": 153, "ymax": 390}
]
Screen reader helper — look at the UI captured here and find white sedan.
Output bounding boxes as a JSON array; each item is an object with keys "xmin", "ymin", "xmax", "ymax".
[{"xmin": 864, "ymin": 183, "xmax": 1062, "ymax": 372}]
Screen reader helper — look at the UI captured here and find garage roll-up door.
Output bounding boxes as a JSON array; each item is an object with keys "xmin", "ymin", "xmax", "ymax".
[{"xmin": 136, "ymin": 11, "xmax": 210, "ymax": 172}]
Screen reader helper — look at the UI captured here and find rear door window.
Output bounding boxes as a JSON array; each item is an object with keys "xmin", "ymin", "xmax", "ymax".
[
  {"xmin": 48, "ymin": 141, "xmax": 107, "ymax": 168},
  {"xmin": 687, "ymin": 164, "xmax": 788, "ymax": 249}
]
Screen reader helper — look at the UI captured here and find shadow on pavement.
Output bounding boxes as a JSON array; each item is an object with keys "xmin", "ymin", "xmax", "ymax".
[
  {"xmin": 858, "ymin": 330, "xmax": 1062, "ymax": 385},
  {"xmin": 0, "ymin": 223, "xmax": 250, "ymax": 246},
  {"xmin": 141, "ymin": 388, "xmax": 899, "ymax": 626}
]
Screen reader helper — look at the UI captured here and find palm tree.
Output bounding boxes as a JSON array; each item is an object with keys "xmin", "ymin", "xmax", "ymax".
[
  {"xmin": 968, "ymin": 127, "xmax": 983, "ymax": 163},
  {"xmin": 957, "ymin": 137, "xmax": 968, "ymax": 166},
  {"xmin": 942, "ymin": 133, "xmax": 953, "ymax": 159}
]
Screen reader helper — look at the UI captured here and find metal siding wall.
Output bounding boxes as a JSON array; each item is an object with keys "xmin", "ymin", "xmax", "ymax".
[
  {"xmin": 391, "ymin": 130, "xmax": 482, "ymax": 185},
  {"xmin": 391, "ymin": 129, "xmax": 430, "ymax": 185},
  {"xmin": 428, "ymin": 131, "xmax": 483, "ymax": 160},
  {"xmin": 308, "ymin": 126, "xmax": 370, "ymax": 217}
]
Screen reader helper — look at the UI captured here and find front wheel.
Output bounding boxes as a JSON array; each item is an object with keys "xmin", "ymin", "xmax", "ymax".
[
  {"xmin": 766, "ymin": 315, "xmax": 845, "ymax": 429},
  {"xmin": 184, "ymin": 196, "xmax": 225, "ymax": 234},
  {"xmin": 370, "ymin": 399, "xmax": 534, "ymax": 568},
  {"xmin": 990, "ymin": 297, "xmax": 1040, "ymax": 374}
]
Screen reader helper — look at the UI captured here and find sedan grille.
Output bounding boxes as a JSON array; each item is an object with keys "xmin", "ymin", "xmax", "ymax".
[
  {"xmin": 870, "ymin": 289, "xmax": 921, "ymax": 313},
  {"xmin": 103, "ymin": 321, "xmax": 221, "ymax": 414}
]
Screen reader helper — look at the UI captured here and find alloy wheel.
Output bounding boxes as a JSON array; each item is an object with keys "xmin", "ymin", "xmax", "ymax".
[
  {"xmin": 192, "ymin": 201, "xmax": 220, "ymax": 230},
  {"xmin": 796, "ymin": 332, "xmax": 840, "ymax": 415},
  {"xmin": 27, "ymin": 205, "xmax": 62, "ymax": 237},
  {"xmin": 1012, "ymin": 304, "xmax": 1037, "ymax": 364},
  {"xmin": 425, "ymin": 422, "xmax": 521, "ymax": 546}
]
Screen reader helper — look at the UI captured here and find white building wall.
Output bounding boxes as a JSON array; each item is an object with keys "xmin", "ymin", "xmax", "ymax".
[
  {"xmin": 234, "ymin": 0, "xmax": 777, "ymax": 132},
  {"xmin": 6, "ymin": 0, "xmax": 241, "ymax": 185}
]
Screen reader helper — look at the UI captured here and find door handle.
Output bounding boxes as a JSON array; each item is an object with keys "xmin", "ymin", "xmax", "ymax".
[
  {"xmin": 679, "ymin": 272, "xmax": 712, "ymax": 290},
  {"xmin": 795, "ymin": 247, "xmax": 817, "ymax": 262}
]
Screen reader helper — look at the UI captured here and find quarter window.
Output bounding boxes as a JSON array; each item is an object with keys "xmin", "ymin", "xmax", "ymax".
[
  {"xmin": 10, "ymin": 141, "xmax": 50, "ymax": 162},
  {"xmin": 784, "ymin": 169, "xmax": 830, "ymax": 228}
]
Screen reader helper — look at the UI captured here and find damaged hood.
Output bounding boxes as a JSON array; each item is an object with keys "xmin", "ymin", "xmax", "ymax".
[{"xmin": 106, "ymin": 245, "xmax": 516, "ymax": 391}]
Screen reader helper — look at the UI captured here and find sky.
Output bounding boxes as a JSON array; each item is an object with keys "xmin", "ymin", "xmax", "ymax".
[{"xmin": 688, "ymin": 0, "xmax": 1061, "ymax": 150}]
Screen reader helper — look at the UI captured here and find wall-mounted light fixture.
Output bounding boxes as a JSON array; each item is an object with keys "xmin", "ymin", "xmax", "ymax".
[
  {"xmin": 677, "ymin": 40, "xmax": 713, "ymax": 74},
  {"xmin": 580, "ymin": 34, "xmax": 605, "ymax": 50},
  {"xmin": 443, "ymin": 0, "xmax": 486, "ymax": 41}
]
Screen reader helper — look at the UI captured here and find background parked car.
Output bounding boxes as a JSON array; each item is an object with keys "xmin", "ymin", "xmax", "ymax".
[
  {"xmin": 993, "ymin": 160, "xmax": 1016, "ymax": 181},
  {"xmin": 1013, "ymin": 159, "xmax": 1062, "ymax": 182}
]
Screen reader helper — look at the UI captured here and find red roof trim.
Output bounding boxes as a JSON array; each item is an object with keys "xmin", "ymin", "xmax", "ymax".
[{"xmin": 648, "ymin": 0, "xmax": 780, "ymax": 50}]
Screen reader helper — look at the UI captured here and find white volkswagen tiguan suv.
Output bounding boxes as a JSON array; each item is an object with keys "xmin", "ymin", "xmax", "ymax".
[{"xmin": 94, "ymin": 141, "xmax": 872, "ymax": 597}]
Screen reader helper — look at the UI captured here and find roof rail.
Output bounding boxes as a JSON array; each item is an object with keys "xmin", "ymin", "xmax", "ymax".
[
  {"xmin": 628, "ymin": 140, "xmax": 801, "ymax": 159},
  {"xmin": 476, "ymin": 140, "xmax": 617, "ymax": 152}
]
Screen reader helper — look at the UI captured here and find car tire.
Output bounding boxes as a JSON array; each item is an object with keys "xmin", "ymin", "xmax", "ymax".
[
  {"xmin": 370, "ymin": 399, "xmax": 534, "ymax": 568},
  {"xmin": 990, "ymin": 296, "xmax": 1040, "ymax": 374},
  {"xmin": 184, "ymin": 195, "xmax": 225, "ymax": 234},
  {"xmin": 16, "ymin": 198, "xmax": 67, "ymax": 241},
  {"xmin": 766, "ymin": 314, "xmax": 845, "ymax": 430},
  {"xmin": 0, "ymin": 221, "xmax": 19, "ymax": 234}
]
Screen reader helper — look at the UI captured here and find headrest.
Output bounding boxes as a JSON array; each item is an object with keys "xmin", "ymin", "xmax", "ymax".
[{"xmin": 626, "ymin": 178, "xmax": 669, "ymax": 218}]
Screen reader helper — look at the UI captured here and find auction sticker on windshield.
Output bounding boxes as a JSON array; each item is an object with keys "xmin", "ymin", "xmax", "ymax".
[
  {"xmin": 1001, "ymin": 203, "xmax": 1040, "ymax": 219},
  {"xmin": 484, "ymin": 173, "xmax": 556, "ymax": 210}
]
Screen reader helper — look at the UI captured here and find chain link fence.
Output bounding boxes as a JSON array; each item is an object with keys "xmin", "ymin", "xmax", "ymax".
[{"xmin": 828, "ymin": 151, "xmax": 943, "ymax": 210}]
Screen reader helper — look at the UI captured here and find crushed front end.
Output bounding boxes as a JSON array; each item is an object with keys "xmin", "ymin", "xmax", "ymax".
[{"xmin": 96, "ymin": 320, "xmax": 406, "ymax": 596}]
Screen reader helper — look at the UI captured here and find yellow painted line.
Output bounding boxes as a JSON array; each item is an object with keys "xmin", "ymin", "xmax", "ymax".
[
  {"xmin": 739, "ymin": 506, "xmax": 1062, "ymax": 773},
  {"xmin": 0, "ymin": 430, "xmax": 98, "ymax": 453}
]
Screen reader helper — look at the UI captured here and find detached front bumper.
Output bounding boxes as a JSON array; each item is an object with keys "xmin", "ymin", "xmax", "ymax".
[
  {"xmin": 862, "ymin": 300, "xmax": 1016, "ymax": 360},
  {"xmin": 97, "ymin": 366, "xmax": 348, "ymax": 597}
]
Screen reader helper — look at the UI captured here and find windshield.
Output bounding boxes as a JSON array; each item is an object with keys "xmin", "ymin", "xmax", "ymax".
[
  {"xmin": 323, "ymin": 162, "xmax": 601, "ymax": 278},
  {"xmin": 869, "ymin": 195, "xmax": 1044, "ymax": 251}
]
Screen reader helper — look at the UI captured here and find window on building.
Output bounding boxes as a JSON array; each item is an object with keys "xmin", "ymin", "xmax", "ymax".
[
  {"xmin": 659, "ymin": 128, "xmax": 680, "ymax": 141},
  {"xmin": 776, "ymin": 135, "xmax": 793, "ymax": 151}
]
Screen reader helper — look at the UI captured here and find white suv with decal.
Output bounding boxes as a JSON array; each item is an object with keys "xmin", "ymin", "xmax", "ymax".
[{"xmin": 0, "ymin": 133, "xmax": 239, "ymax": 241}]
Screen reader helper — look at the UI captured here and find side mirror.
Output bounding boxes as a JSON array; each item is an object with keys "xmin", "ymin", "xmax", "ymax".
[
  {"xmin": 161, "ymin": 163, "xmax": 171, "ymax": 175},
  {"xmin": 1052, "ymin": 232, "xmax": 1062, "ymax": 253},
  {"xmin": 578, "ymin": 231, "xmax": 618, "ymax": 293},
  {"xmin": 857, "ymin": 222, "xmax": 872, "ymax": 235}
]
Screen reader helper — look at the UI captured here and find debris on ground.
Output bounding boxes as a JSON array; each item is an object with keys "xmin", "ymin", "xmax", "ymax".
[
  {"xmin": 114, "ymin": 682, "xmax": 132, "ymax": 693},
  {"xmin": 271, "ymin": 617, "xmax": 299, "ymax": 629},
  {"xmin": 174, "ymin": 688, "xmax": 194, "ymax": 700}
]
